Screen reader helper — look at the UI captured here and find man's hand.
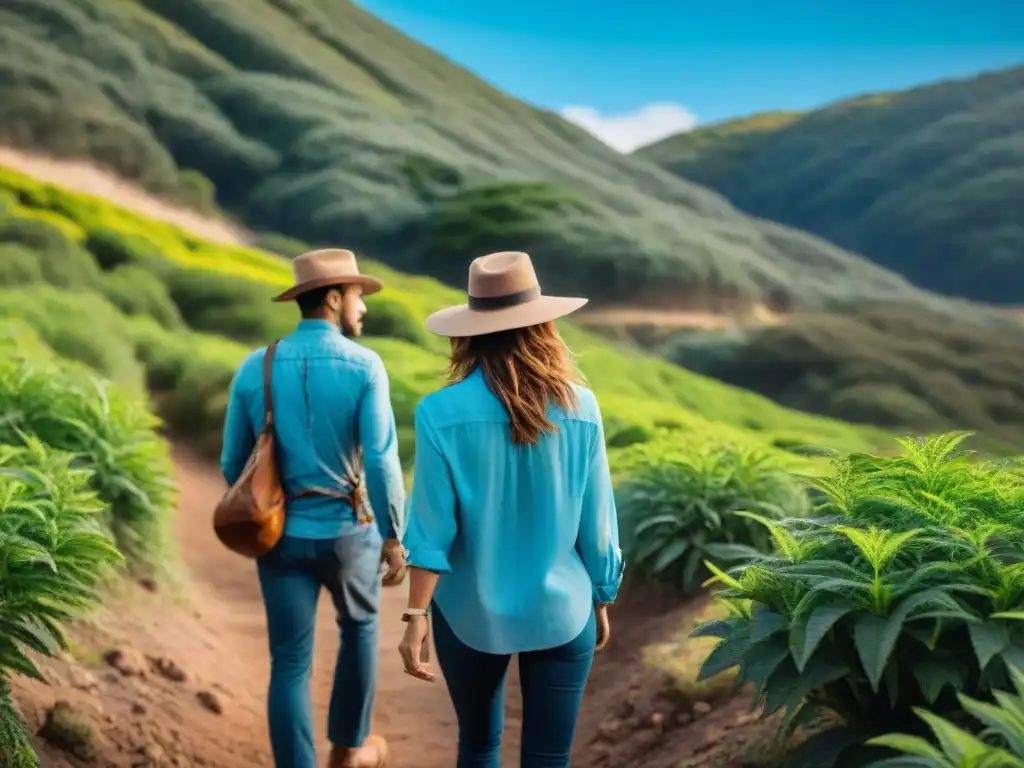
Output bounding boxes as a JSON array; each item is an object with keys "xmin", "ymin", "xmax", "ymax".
[
  {"xmin": 381, "ymin": 539, "xmax": 407, "ymax": 587},
  {"xmin": 595, "ymin": 603, "xmax": 611, "ymax": 652}
]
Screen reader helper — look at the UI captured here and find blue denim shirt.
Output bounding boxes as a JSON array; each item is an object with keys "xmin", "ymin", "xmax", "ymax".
[
  {"xmin": 403, "ymin": 369, "xmax": 624, "ymax": 655},
  {"xmin": 221, "ymin": 319, "xmax": 405, "ymax": 541}
]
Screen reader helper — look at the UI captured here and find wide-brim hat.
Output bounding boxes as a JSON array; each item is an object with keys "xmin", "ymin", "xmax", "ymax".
[
  {"xmin": 425, "ymin": 251, "xmax": 587, "ymax": 337},
  {"xmin": 272, "ymin": 249, "xmax": 383, "ymax": 303}
]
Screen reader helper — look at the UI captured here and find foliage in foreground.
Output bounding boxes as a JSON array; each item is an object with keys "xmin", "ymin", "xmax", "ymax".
[
  {"xmin": 0, "ymin": 439, "xmax": 124, "ymax": 767},
  {"xmin": 868, "ymin": 664, "xmax": 1024, "ymax": 768},
  {"xmin": 617, "ymin": 440, "xmax": 810, "ymax": 594},
  {"xmin": 695, "ymin": 433, "xmax": 1024, "ymax": 767},
  {"xmin": 0, "ymin": 348, "xmax": 176, "ymax": 577}
]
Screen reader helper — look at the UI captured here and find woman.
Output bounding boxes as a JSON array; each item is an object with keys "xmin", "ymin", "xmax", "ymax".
[{"xmin": 398, "ymin": 251, "xmax": 624, "ymax": 767}]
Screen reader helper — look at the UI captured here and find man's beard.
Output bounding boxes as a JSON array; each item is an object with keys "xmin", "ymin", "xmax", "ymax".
[{"xmin": 340, "ymin": 318, "xmax": 362, "ymax": 338}]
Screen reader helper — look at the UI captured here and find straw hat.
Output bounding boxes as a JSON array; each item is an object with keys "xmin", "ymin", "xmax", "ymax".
[
  {"xmin": 272, "ymin": 249, "xmax": 383, "ymax": 303},
  {"xmin": 425, "ymin": 251, "xmax": 587, "ymax": 337}
]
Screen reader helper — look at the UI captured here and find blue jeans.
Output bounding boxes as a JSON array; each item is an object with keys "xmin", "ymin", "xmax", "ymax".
[
  {"xmin": 256, "ymin": 529, "xmax": 382, "ymax": 767},
  {"xmin": 432, "ymin": 605, "xmax": 596, "ymax": 768}
]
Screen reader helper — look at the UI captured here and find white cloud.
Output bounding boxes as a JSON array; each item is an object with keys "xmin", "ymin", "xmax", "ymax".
[{"xmin": 559, "ymin": 102, "xmax": 697, "ymax": 153}]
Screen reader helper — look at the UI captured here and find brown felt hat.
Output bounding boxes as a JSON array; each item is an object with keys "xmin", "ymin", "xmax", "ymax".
[
  {"xmin": 425, "ymin": 251, "xmax": 587, "ymax": 337},
  {"xmin": 272, "ymin": 249, "xmax": 383, "ymax": 303}
]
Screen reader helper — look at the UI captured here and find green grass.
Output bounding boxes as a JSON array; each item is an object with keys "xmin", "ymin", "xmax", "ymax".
[
  {"xmin": 636, "ymin": 65, "xmax": 1024, "ymax": 305},
  {"xmin": 0, "ymin": 163, "xmax": 890, "ymax": 462},
  {"xmin": 0, "ymin": 0, "xmax": 936, "ymax": 313}
]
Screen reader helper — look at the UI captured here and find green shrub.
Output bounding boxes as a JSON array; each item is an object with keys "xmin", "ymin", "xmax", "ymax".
[
  {"xmin": 0, "ymin": 286, "xmax": 144, "ymax": 390},
  {"xmin": 0, "ymin": 189, "xmax": 15, "ymax": 218},
  {"xmin": 0, "ymin": 353, "xmax": 176, "ymax": 577},
  {"xmin": 161, "ymin": 266, "xmax": 294, "ymax": 343},
  {"xmin": 85, "ymin": 227, "xmax": 166, "ymax": 270},
  {"xmin": 254, "ymin": 232, "xmax": 310, "ymax": 258},
  {"xmin": 869, "ymin": 664, "xmax": 1024, "ymax": 767},
  {"xmin": 99, "ymin": 265, "xmax": 184, "ymax": 329},
  {"xmin": 0, "ymin": 216, "xmax": 101, "ymax": 288},
  {"xmin": 126, "ymin": 317, "xmax": 249, "ymax": 455},
  {"xmin": 363, "ymin": 293, "xmax": 430, "ymax": 346},
  {"xmin": 0, "ymin": 438, "xmax": 124, "ymax": 767},
  {"xmin": 616, "ymin": 440, "xmax": 807, "ymax": 594},
  {"xmin": 173, "ymin": 168, "xmax": 218, "ymax": 214},
  {"xmin": 0, "ymin": 244, "xmax": 42, "ymax": 286},
  {"xmin": 695, "ymin": 433, "xmax": 1024, "ymax": 767}
]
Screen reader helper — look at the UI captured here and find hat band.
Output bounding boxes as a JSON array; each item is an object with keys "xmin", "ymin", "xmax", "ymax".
[{"xmin": 468, "ymin": 285, "xmax": 541, "ymax": 311}]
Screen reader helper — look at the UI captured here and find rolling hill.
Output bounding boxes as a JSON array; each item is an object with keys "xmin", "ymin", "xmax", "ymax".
[
  {"xmin": 637, "ymin": 65, "xmax": 1024, "ymax": 304},
  {"xmin": 0, "ymin": 0, "xmax": 942, "ymax": 313},
  {"xmin": 0, "ymin": 161, "xmax": 891, "ymax": 464}
]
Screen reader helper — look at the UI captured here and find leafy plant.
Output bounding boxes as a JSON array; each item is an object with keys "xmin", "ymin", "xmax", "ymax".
[
  {"xmin": 0, "ymin": 438, "xmax": 124, "ymax": 767},
  {"xmin": 869, "ymin": 663, "xmax": 1024, "ymax": 767},
  {"xmin": 0, "ymin": 351, "xmax": 177, "ymax": 576},
  {"xmin": 617, "ymin": 440, "xmax": 808, "ymax": 594},
  {"xmin": 694, "ymin": 433, "xmax": 1024, "ymax": 767}
]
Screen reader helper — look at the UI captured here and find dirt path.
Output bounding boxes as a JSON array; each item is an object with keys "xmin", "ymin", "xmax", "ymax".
[
  {"xmin": 13, "ymin": 446, "xmax": 715, "ymax": 767},
  {"xmin": 169, "ymin": 446, "xmax": 475, "ymax": 766},
  {"xmin": 575, "ymin": 305, "xmax": 784, "ymax": 330}
]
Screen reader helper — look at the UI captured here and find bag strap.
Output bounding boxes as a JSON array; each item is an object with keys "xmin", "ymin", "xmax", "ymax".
[{"xmin": 263, "ymin": 340, "xmax": 280, "ymax": 428}]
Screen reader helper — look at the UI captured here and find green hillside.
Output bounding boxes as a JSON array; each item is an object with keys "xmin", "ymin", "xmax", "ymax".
[
  {"xmin": 0, "ymin": 164, "xmax": 890, "ymax": 465},
  {"xmin": 0, "ymin": 0, "xmax": 935, "ymax": 312},
  {"xmin": 663, "ymin": 301, "xmax": 1024, "ymax": 452},
  {"xmin": 637, "ymin": 65, "xmax": 1024, "ymax": 304}
]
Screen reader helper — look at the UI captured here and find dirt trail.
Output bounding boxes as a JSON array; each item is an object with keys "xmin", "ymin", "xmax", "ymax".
[
  {"xmin": 575, "ymin": 305, "xmax": 785, "ymax": 330},
  {"xmin": 169, "ymin": 446, "xmax": 474, "ymax": 766},
  {"xmin": 13, "ymin": 446, "xmax": 709, "ymax": 767}
]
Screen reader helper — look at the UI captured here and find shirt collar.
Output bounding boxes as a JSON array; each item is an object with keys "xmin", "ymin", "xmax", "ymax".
[{"xmin": 295, "ymin": 319, "xmax": 340, "ymax": 335}]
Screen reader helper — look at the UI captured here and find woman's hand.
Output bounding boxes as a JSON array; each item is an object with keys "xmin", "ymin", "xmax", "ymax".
[
  {"xmin": 595, "ymin": 603, "xmax": 611, "ymax": 652},
  {"xmin": 398, "ymin": 615, "xmax": 436, "ymax": 682}
]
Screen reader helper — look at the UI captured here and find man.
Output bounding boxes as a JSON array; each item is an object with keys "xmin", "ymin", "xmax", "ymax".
[{"xmin": 221, "ymin": 249, "xmax": 406, "ymax": 768}]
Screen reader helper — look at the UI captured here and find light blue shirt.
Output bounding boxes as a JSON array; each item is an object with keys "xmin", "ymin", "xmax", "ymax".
[
  {"xmin": 403, "ymin": 369, "xmax": 624, "ymax": 655},
  {"xmin": 221, "ymin": 319, "xmax": 405, "ymax": 541}
]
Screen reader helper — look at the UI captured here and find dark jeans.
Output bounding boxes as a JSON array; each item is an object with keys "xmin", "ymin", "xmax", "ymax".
[
  {"xmin": 432, "ymin": 604, "xmax": 597, "ymax": 768},
  {"xmin": 256, "ymin": 529, "xmax": 382, "ymax": 768}
]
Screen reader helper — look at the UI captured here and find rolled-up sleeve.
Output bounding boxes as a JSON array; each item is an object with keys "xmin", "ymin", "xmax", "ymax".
[
  {"xmin": 358, "ymin": 355, "xmax": 406, "ymax": 541},
  {"xmin": 577, "ymin": 409, "xmax": 624, "ymax": 604},
  {"xmin": 403, "ymin": 401, "xmax": 456, "ymax": 573}
]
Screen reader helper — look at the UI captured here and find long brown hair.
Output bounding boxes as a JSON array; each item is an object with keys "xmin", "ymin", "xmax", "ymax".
[{"xmin": 448, "ymin": 321, "xmax": 581, "ymax": 445}]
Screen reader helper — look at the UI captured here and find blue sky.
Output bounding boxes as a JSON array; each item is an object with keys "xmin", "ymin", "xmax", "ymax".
[{"xmin": 357, "ymin": 0, "xmax": 1024, "ymax": 151}]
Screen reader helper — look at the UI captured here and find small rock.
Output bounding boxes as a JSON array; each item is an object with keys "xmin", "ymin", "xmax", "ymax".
[
  {"xmin": 692, "ymin": 701, "xmax": 713, "ymax": 718},
  {"xmin": 677, "ymin": 711, "xmax": 693, "ymax": 726},
  {"xmin": 650, "ymin": 712, "xmax": 665, "ymax": 728},
  {"xmin": 196, "ymin": 690, "xmax": 223, "ymax": 715},
  {"xmin": 68, "ymin": 667, "xmax": 100, "ymax": 692},
  {"xmin": 148, "ymin": 656, "xmax": 187, "ymax": 683},
  {"xmin": 597, "ymin": 718, "xmax": 621, "ymax": 740},
  {"xmin": 138, "ymin": 577, "xmax": 158, "ymax": 593},
  {"xmin": 104, "ymin": 648, "xmax": 147, "ymax": 677},
  {"xmin": 132, "ymin": 702, "xmax": 148, "ymax": 715},
  {"xmin": 133, "ymin": 743, "xmax": 166, "ymax": 767},
  {"xmin": 38, "ymin": 701, "xmax": 95, "ymax": 760}
]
